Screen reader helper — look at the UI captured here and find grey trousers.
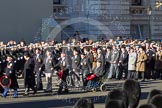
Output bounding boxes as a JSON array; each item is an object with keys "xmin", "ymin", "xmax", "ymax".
[{"xmin": 107, "ymin": 63, "xmax": 119, "ymax": 79}]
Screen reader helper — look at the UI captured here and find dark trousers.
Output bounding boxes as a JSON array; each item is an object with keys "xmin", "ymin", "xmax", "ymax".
[
  {"xmin": 0, "ymin": 74, "xmax": 4, "ymax": 93},
  {"xmin": 107, "ymin": 64, "xmax": 119, "ymax": 79},
  {"xmin": 71, "ymin": 71, "xmax": 80, "ymax": 87},
  {"xmin": 136, "ymin": 72, "xmax": 145, "ymax": 80},
  {"xmin": 36, "ymin": 71, "xmax": 43, "ymax": 90},
  {"xmin": 0, "ymin": 85, "xmax": 4, "ymax": 93},
  {"xmin": 24, "ymin": 76, "xmax": 36, "ymax": 94},
  {"xmin": 118, "ymin": 65, "xmax": 127, "ymax": 80},
  {"xmin": 156, "ymin": 69, "xmax": 162, "ymax": 79},
  {"xmin": 25, "ymin": 87, "xmax": 36, "ymax": 94},
  {"xmin": 24, "ymin": 82, "xmax": 36, "ymax": 94},
  {"xmin": 58, "ymin": 74, "xmax": 68, "ymax": 93},
  {"xmin": 145, "ymin": 65, "xmax": 154, "ymax": 79},
  {"xmin": 82, "ymin": 69, "xmax": 89, "ymax": 86},
  {"xmin": 46, "ymin": 77, "xmax": 52, "ymax": 91},
  {"xmin": 45, "ymin": 73, "xmax": 53, "ymax": 91},
  {"xmin": 127, "ymin": 70, "xmax": 136, "ymax": 79},
  {"xmin": 105, "ymin": 62, "xmax": 110, "ymax": 77}
]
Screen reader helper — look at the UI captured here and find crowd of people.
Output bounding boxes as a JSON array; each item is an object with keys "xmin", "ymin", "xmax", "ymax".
[{"xmin": 0, "ymin": 36, "xmax": 162, "ymax": 98}]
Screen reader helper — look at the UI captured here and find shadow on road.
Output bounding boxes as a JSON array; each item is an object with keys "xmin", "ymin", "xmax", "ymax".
[
  {"xmin": 140, "ymin": 92, "xmax": 149, "ymax": 100},
  {"xmin": 0, "ymin": 95, "xmax": 106, "ymax": 108}
]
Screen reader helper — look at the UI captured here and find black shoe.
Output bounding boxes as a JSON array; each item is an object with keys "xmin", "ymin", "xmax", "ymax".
[
  {"xmin": 44, "ymin": 90, "xmax": 52, "ymax": 93},
  {"xmin": 57, "ymin": 91, "xmax": 62, "ymax": 95},
  {"xmin": 1, "ymin": 94, "xmax": 6, "ymax": 98},
  {"xmin": 64, "ymin": 89, "xmax": 69, "ymax": 94},
  {"xmin": 37, "ymin": 87, "xmax": 43, "ymax": 91},
  {"xmin": 13, "ymin": 95, "xmax": 18, "ymax": 98},
  {"xmin": 141, "ymin": 79, "xmax": 145, "ymax": 82},
  {"xmin": 23, "ymin": 93, "xmax": 29, "ymax": 96},
  {"xmin": 32, "ymin": 90, "xmax": 37, "ymax": 95}
]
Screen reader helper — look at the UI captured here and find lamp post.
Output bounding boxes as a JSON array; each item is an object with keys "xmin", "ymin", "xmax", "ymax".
[{"xmin": 147, "ymin": 6, "xmax": 152, "ymax": 39}]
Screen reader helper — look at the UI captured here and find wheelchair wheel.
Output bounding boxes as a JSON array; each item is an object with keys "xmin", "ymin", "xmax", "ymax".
[{"xmin": 100, "ymin": 84, "xmax": 107, "ymax": 92}]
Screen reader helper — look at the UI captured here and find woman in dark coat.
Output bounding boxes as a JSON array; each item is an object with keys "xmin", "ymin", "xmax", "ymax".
[
  {"xmin": 1, "ymin": 55, "xmax": 19, "ymax": 98},
  {"xmin": 23, "ymin": 52, "xmax": 36, "ymax": 95},
  {"xmin": 154, "ymin": 48, "xmax": 162, "ymax": 79},
  {"xmin": 0, "ymin": 63, "xmax": 4, "ymax": 93}
]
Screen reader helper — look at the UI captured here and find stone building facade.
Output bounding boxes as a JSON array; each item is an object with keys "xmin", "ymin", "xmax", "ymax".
[{"xmin": 51, "ymin": 0, "xmax": 162, "ymax": 40}]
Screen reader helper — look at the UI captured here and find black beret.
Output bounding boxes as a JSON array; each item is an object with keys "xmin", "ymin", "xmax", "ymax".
[
  {"xmin": 24, "ymin": 52, "xmax": 30, "ymax": 57},
  {"xmin": 6, "ymin": 54, "xmax": 13, "ymax": 58}
]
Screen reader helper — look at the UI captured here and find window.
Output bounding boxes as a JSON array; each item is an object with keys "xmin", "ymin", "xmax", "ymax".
[
  {"xmin": 131, "ymin": 0, "xmax": 142, "ymax": 6},
  {"xmin": 53, "ymin": 0, "xmax": 61, "ymax": 4},
  {"xmin": 131, "ymin": 8, "xmax": 143, "ymax": 15}
]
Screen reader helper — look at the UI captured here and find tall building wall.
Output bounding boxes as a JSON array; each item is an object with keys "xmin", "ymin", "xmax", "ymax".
[
  {"xmin": 52, "ymin": 0, "xmax": 162, "ymax": 40},
  {"xmin": 150, "ymin": 0, "xmax": 162, "ymax": 39},
  {"xmin": 68, "ymin": 0, "xmax": 131, "ymax": 40},
  {"xmin": 69, "ymin": 0, "xmax": 162, "ymax": 40}
]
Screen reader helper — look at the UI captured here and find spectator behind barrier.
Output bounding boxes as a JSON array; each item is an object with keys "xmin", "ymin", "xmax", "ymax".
[
  {"xmin": 147, "ymin": 89, "xmax": 162, "ymax": 103},
  {"xmin": 105, "ymin": 100, "xmax": 126, "ymax": 108},
  {"xmin": 122, "ymin": 79, "xmax": 141, "ymax": 108},
  {"xmin": 105, "ymin": 89, "xmax": 128, "ymax": 108},
  {"xmin": 73, "ymin": 97, "xmax": 94, "ymax": 108},
  {"xmin": 139, "ymin": 104, "xmax": 157, "ymax": 108},
  {"xmin": 150, "ymin": 95, "xmax": 162, "ymax": 108}
]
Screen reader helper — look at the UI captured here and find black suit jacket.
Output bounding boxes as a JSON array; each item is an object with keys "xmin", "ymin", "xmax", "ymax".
[
  {"xmin": 71, "ymin": 55, "xmax": 81, "ymax": 72},
  {"xmin": 93, "ymin": 66, "xmax": 103, "ymax": 77},
  {"xmin": 110, "ymin": 49, "xmax": 120, "ymax": 64},
  {"xmin": 119, "ymin": 51, "xmax": 128, "ymax": 67},
  {"xmin": 81, "ymin": 57, "xmax": 91, "ymax": 71},
  {"xmin": 34, "ymin": 54, "xmax": 43, "ymax": 72},
  {"xmin": 97, "ymin": 54, "xmax": 105, "ymax": 67},
  {"xmin": 43, "ymin": 56, "xmax": 56, "ymax": 73},
  {"xmin": 55, "ymin": 57, "xmax": 69, "ymax": 75},
  {"xmin": 5, "ymin": 61, "xmax": 19, "ymax": 89}
]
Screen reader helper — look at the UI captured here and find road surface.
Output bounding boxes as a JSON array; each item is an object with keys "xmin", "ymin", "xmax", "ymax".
[{"xmin": 0, "ymin": 78, "xmax": 162, "ymax": 108}]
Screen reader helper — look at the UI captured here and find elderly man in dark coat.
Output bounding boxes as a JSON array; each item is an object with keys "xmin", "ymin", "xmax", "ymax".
[
  {"xmin": 107, "ymin": 45, "xmax": 120, "ymax": 79},
  {"xmin": 23, "ymin": 52, "xmax": 36, "ymax": 95},
  {"xmin": 86, "ymin": 60, "xmax": 104, "ymax": 91},
  {"xmin": 54, "ymin": 52, "xmax": 70, "ymax": 94},
  {"xmin": 71, "ymin": 49, "xmax": 81, "ymax": 87},
  {"xmin": 80, "ymin": 53, "xmax": 91, "ymax": 87},
  {"xmin": 34, "ymin": 48, "xmax": 43, "ymax": 90},
  {"xmin": 118, "ymin": 46, "xmax": 128, "ymax": 80}
]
